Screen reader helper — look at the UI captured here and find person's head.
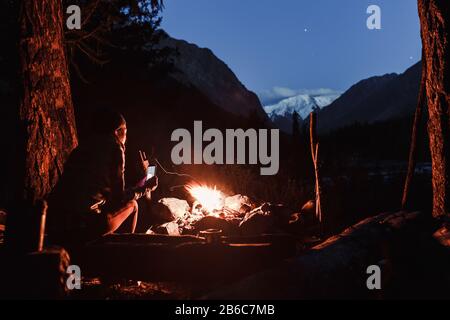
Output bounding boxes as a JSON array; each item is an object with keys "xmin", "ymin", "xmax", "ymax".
[
  {"xmin": 114, "ymin": 121, "xmax": 127, "ymax": 146},
  {"xmin": 91, "ymin": 108, "xmax": 127, "ymax": 145}
]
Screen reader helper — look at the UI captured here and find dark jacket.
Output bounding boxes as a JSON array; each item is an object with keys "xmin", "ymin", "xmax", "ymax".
[{"xmin": 47, "ymin": 134, "xmax": 130, "ymax": 240}]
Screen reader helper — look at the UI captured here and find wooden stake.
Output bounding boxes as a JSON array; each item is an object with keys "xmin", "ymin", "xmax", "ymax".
[
  {"xmin": 310, "ymin": 112, "xmax": 323, "ymax": 235},
  {"xmin": 402, "ymin": 52, "xmax": 426, "ymax": 210},
  {"xmin": 37, "ymin": 200, "xmax": 48, "ymax": 252}
]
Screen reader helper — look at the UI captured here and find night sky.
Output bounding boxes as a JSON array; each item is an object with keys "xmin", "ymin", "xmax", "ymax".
[{"xmin": 162, "ymin": 0, "xmax": 421, "ymax": 104}]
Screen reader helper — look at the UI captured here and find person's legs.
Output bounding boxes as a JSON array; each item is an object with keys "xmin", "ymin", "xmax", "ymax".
[{"xmin": 104, "ymin": 200, "xmax": 138, "ymax": 234}]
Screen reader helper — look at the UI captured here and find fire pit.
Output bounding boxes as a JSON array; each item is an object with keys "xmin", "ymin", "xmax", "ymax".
[{"xmin": 148, "ymin": 184, "xmax": 292, "ymax": 237}]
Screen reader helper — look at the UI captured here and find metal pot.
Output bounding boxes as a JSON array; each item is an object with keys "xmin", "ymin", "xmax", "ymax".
[{"xmin": 199, "ymin": 229, "xmax": 223, "ymax": 244}]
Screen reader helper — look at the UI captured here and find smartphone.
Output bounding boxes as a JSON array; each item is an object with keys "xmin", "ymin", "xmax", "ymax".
[
  {"xmin": 139, "ymin": 150, "xmax": 156, "ymax": 181},
  {"xmin": 146, "ymin": 165, "xmax": 156, "ymax": 181}
]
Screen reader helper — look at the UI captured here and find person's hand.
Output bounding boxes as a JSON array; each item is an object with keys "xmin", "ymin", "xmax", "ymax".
[
  {"xmin": 144, "ymin": 175, "xmax": 158, "ymax": 192},
  {"xmin": 139, "ymin": 150, "xmax": 150, "ymax": 174}
]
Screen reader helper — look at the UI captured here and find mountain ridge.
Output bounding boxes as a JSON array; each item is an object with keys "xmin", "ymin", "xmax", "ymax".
[
  {"xmin": 157, "ymin": 32, "xmax": 268, "ymax": 121},
  {"xmin": 316, "ymin": 62, "xmax": 422, "ymax": 133}
]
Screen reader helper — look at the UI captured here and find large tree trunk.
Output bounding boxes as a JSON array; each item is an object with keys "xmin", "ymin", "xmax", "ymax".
[
  {"xmin": 418, "ymin": 0, "xmax": 450, "ymax": 218},
  {"xmin": 18, "ymin": 0, "xmax": 78, "ymax": 203}
]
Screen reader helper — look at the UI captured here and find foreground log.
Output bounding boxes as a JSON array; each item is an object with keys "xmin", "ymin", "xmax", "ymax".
[
  {"xmin": 77, "ymin": 234, "xmax": 296, "ymax": 283},
  {"xmin": 204, "ymin": 211, "xmax": 450, "ymax": 299}
]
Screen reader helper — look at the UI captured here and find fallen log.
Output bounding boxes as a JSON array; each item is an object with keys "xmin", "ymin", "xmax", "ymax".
[
  {"xmin": 203, "ymin": 211, "xmax": 450, "ymax": 299},
  {"xmin": 77, "ymin": 233, "xmax": 296, "ymax": 283}
]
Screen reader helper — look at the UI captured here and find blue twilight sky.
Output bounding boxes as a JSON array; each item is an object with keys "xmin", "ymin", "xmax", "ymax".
[{"xmin": 161, "ymin": 0, "xmax": 422, "ymax": 104}]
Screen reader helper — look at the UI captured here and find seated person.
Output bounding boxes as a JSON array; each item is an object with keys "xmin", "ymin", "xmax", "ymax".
[{"xmin": 47, "ymin": 109, "xmax": 157, "ymax": 246}]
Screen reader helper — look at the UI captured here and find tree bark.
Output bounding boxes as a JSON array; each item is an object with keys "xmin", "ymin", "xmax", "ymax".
[
  {"xmin": 18, "ymin": 0, "xmax": 78, "ymax": 203},
  {"xmin": 418, "ymin": 0, "xmax": 450, "ymax": 218}
]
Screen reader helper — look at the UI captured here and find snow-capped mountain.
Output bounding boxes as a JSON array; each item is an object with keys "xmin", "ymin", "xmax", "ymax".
[{"xmin": 263, "ymin": 92, "xmax": 341, "ymax": 133}]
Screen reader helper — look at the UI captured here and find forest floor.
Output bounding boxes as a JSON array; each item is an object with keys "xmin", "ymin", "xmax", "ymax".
[{"xmin": 70, "ymin": 278, "xmax": 193, "ymax": 299}]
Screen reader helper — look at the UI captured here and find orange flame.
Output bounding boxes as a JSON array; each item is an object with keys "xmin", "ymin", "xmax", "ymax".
[{"xmin": 186, "ymin": 184, "xmax": 225, "ymax": 214}]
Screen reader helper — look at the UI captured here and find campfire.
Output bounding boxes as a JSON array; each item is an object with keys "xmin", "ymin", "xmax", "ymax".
[
  {"xmin": 186, "ymin": 184, "xmax": 226, "ymax": 216},
  {"xmin": 147, "ymin": 182, "xmax": 311, "ymax": 238},
  {"xmin": 185, "ymin": 184, "xmax": 250, "ymax": 219}
]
